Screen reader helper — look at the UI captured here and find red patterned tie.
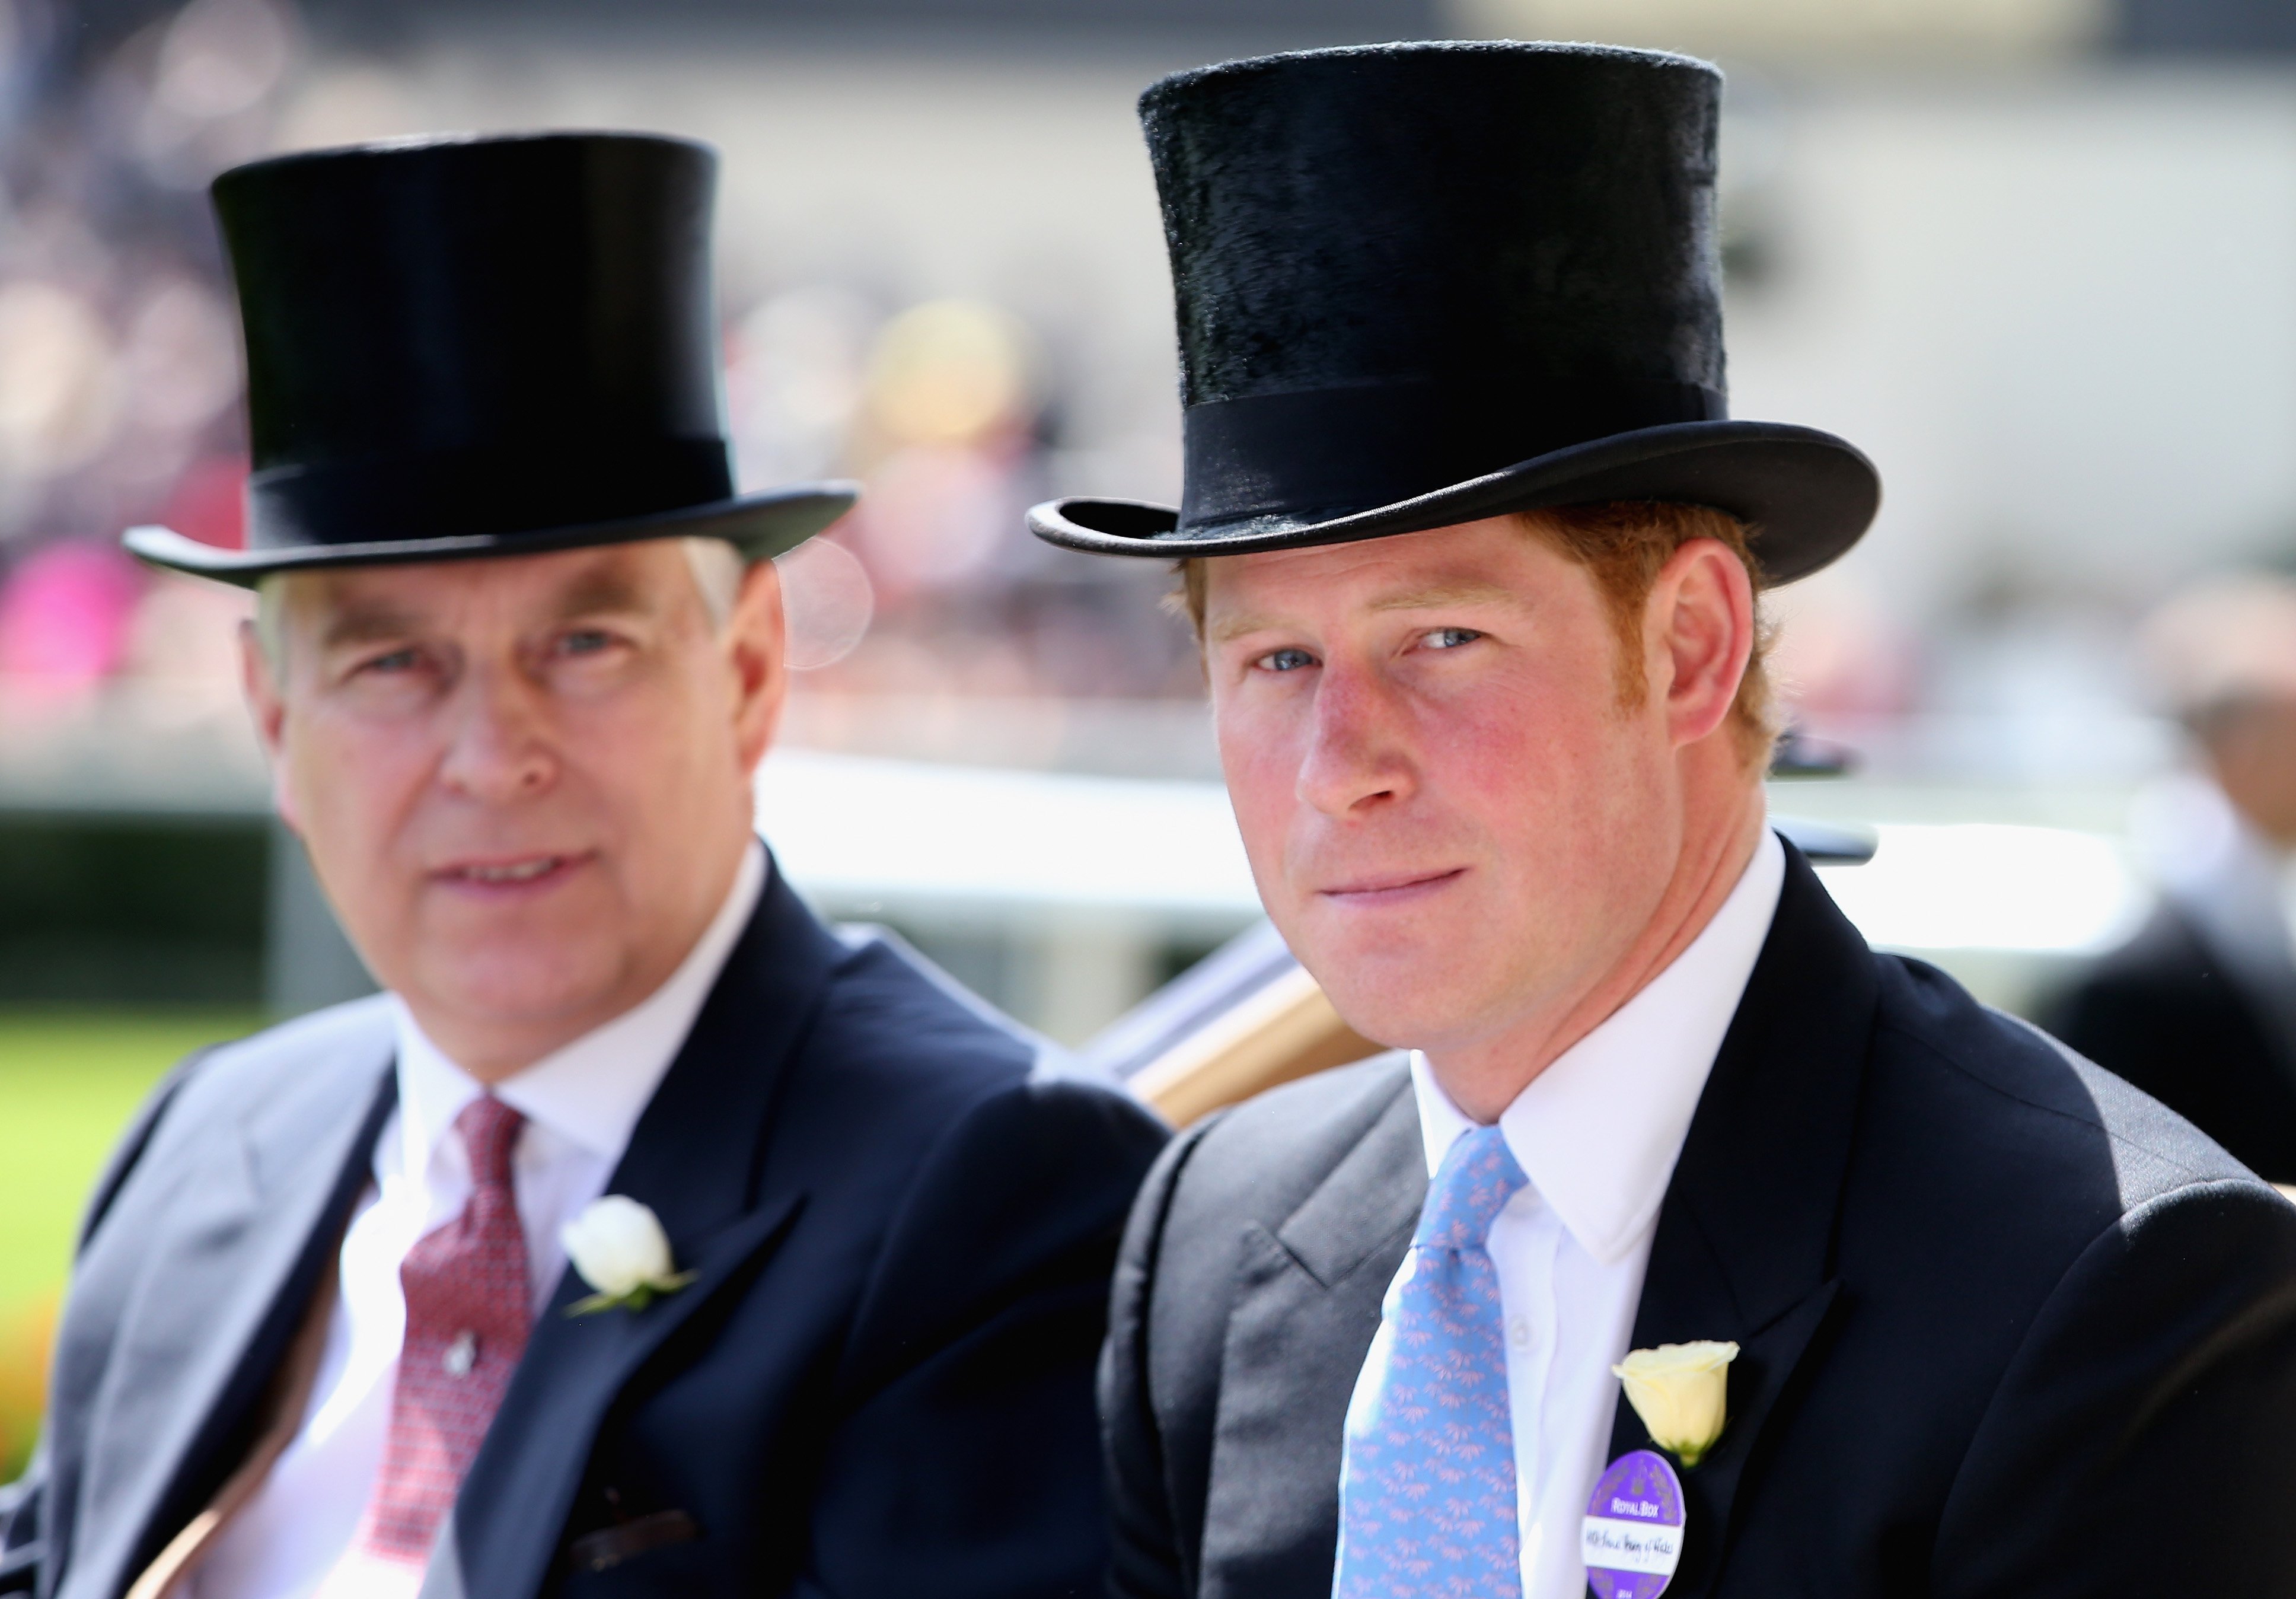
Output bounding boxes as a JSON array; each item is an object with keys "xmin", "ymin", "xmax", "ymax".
[{"xmin": 333, "ymin": 1095, "xmax": 531, "ymax": 1585}]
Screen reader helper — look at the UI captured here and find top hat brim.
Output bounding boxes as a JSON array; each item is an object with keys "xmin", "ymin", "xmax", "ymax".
[
  {"xmin": 124, "ymin": 482, "xmax": 859, "ymax": 589},
  {"xmin": 1028, "ymin": 420, "xmax": 1879, "ymax": 587}
]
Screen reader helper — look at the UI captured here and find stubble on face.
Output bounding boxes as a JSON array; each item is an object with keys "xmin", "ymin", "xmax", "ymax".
[
  {"xmin": 247, "ymin": 540, "xmax": 782, "ymax": 1078},
  {"xmin": 1203, "ymin": 520, "xmax": 1697, "ymax": 1088}
]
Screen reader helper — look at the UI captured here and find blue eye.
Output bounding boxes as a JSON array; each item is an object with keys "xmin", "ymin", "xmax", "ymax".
[
  {"xmin": 560, "ymin": 629, "xmax": 616, "ymax": 656},
  {"xmin": 361, "ymin": 648, "xmax": 420, "ymax": 674},
  {"xmin": 1257, "ymin": 648, "xmax": 1316, "ymax": 673},
  {"xmin": 1425, "ymin": 628, "xmax": 1482, "ymax": 650}
]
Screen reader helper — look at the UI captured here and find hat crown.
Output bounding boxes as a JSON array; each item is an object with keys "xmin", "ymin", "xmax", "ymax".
[
  {"xmin": 1029, "ymin": 40, "xmax": 1878, "ymax": 582},
  {"xmin": 216, "ymin": 132, "xmax": 723, "ymax": 472},
  {"xmin": 1141, "ymin": 42, "xmax": 1726, "ymax": 409}
]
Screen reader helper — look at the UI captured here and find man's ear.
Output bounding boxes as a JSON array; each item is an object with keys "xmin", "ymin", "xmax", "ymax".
[
  {"xmin": 1648, "ymin": 537, "xmax": 1754, "ymax": 751},
  {"xmin": 726, "ymin": 558, "xmax": 789, "ymax": 776},
  {"xmin": 238, "ymin": 616, "xmax": 303, "ymax": 832}
]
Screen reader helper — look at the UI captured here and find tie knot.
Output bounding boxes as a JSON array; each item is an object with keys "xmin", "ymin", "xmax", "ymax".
[
  {"xmin": 456, "ymin": 1095, "xmax": 524, "ymax": 1192},
  {"xmin": 1415, "ymin": 1125, "xmax": 1528, "ymax": 1253}
]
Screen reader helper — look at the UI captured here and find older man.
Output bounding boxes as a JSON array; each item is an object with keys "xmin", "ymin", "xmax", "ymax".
[
  {"xmin": 1032, "ymin": 43, "xmax": 2296, "ymax": 1599},
  {"xmin": 0, "ymin": 133, "xmax": 1165, "ymax": 1599}
]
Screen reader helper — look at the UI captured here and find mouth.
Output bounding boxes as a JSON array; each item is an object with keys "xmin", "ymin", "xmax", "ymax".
[
  {"xmin": 1316, "ymin": 867, "xmax": 1467, "ymax": 905},
  {"xmin": 433, "ymin": 852, "xmax": 592, "ymax": 890}
]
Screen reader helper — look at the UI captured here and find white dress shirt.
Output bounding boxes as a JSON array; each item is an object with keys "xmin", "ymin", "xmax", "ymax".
[
  {"xmin": 192, "ymin": 842, "xmax": 766, "ymax": 1599},
  {"xmin": 1350, "ymin": 827, "xmax": 1783, "ymax": 1599}
]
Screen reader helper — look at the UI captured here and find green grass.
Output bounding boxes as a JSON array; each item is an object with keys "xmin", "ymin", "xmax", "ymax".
[
  {"xmin": 0, "ymin": 1012, "xmax": 262, "ymax": 1305},
  {"xmin": 0, "ymin": 1011, "xmax": 262, "ymax": 1477}
]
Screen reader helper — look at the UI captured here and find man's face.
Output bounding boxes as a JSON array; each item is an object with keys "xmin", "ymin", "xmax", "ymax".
[
  {"xmin": 1203, "ymin": 518, "xmax": 1698, "ymax": 1059},
  {"xmin": 244, "ymin": 540, "xmax": 785, "ymax": 1066}
]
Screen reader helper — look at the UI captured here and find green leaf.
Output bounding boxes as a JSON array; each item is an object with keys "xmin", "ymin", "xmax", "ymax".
[{"xmin": 562, "ymin": 1270, "xmax": 700, "ymax": 1318}]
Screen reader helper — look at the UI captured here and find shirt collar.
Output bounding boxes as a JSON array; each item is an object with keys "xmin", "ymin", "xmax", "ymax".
[
  {"xmin": 1411, "ymin": 826, "xmax": 1785, "ymax": 1266},
  {"xmin": 390, "ymin": 838, "xmax": 767, "ymax": 1174}
]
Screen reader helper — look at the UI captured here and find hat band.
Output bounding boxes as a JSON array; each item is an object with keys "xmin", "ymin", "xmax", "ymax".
[
  {"xmin": 247, "ymin": 436, "xmax": 735, "ymax": 550},
  {"xmin": 1178, "ymin": 377, "xmax": 1724, "ymax": 529}
]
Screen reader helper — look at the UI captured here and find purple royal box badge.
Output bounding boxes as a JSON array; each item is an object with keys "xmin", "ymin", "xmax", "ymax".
[{"xmin": 1581, "ymin": 1448, "xmax": 1686, "ymax": 1599}]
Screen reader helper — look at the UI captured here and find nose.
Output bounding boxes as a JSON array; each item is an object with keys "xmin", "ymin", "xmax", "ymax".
[
  {"xmin": 437, "ymin": 660, "xmax": 558, "ymax": 804},
  {"xmin": 1295, "ymin": 661, "xmax": 1416, "ymax": 818}
]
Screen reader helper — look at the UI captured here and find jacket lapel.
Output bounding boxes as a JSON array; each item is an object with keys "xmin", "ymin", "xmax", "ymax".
[
  {"xmin": 1197, "ymin": 1063, "xmax": 1424, "ymax": 1599},
  {"xmin": 1602, "ymin": 844, "xmax": 1878, "ymax": 1595},
  {"xmin": 443, "ymin": 862, "xmax": 841, "ymax": 1599},
  {"xmin": 65, "ymin": 1045, "xmax": 395, "ymax": 1599}
]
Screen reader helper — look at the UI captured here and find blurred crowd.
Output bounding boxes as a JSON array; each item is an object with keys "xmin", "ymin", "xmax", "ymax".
[
  {"xmin": 726, "ymin": 287, "xmax": 1195, "ymax": 703},
  {"xmin": 2043, "ymin": 575, "xmax": 2296, "ymax": 1180},
  {"xmin": 1, "ymin": 0, "xmax": 2292, "ymax": 792},
  {"xmin": 0, "ymin": 0, "xmax": 267, "ymax": 711},
  {"xmin": 0, "ymin": 0, "xmax": 1200, "ymax": 732}
]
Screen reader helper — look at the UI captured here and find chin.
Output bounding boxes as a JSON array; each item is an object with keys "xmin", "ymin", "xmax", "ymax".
[
  {"xmin": 422, "ymin": 940, "xmax": 624, "ymax": 1031},
  {"xmin": 1292, "ymin": 914, "xmax": 1528, "ymax": 1055},
  {"xmin": 1302, "ymin": 958, "xmax": 1463, "ymax": 1055}
]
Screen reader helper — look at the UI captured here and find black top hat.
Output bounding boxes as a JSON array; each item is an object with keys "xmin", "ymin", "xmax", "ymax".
[
  {"xmin": 1028, "ymin": 42, "xmax": 1878, "ymax": 583},
  {"xmin": 126, "ymin": 132, "xmax": 855, "ymax": 587}
]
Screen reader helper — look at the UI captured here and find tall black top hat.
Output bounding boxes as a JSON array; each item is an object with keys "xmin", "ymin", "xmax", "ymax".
[
  {"xmin": 126, "ymin": 132, "xmax": 856, "ymax": 586},
  {"xmin": 1028, "ymin": 43, "xmax": 1878, "ymax": 582}
]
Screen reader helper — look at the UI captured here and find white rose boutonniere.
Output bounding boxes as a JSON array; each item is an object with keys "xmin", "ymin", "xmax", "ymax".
[
  {"xmin": 562, "ymin": 1196, "xmax": 698, "ymax": 1315},
  {"xmin": 1613, "ymin": 1340, "xmax": 1740, "ymax": 1467}
]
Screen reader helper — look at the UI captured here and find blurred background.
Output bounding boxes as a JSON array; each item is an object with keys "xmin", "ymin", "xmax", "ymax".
[{"xmin": 4, "ymin": 0, "xmax": 2296, "ymax": 1471}]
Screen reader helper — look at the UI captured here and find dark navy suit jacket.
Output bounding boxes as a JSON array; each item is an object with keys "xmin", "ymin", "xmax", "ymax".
[
  {"xmin": 2045, "ymin": 903, "xmax": 2296, "ymax": 1181},
  {"xmin": 1104, "ymin": 842, "xmax": 2296, "ymax": 1597},
  {"xmin": 0, "ymin": 861, "xmax": 1169, "ymax": 1599}
]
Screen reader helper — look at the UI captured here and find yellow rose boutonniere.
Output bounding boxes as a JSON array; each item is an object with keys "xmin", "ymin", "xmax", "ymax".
[{"xmin": 1613, "ymin": 1340, "xmax": 1740, "ymax": 1467}]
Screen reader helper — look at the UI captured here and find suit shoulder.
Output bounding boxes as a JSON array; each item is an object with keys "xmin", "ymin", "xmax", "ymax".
[
  {"xmin": 1204, "ymin": 1049, "xmax": 1414, "ymax": 1144},
  {"xmin": 1169, "ymin": 1052, "xmax": 1415, "ymax": 1231},
  {"xmin": 814, "ymin": 927, "xmax": 1043, "ymax": 1079},
  {"xmin": 2051, "ymin": 904, "xmax": 2220, "ymax": 1007},
  {"xmin": 1872, "ymin": 953, "xmax": 2253, "ymax": 1208},
  {"xmin": 805, "ymin": 928, "xmax": 1166, "ymax": 1154},
  {"xmin": 136, "ymin": 994, "xmax": 394, "ymax": 1145},
  {"xmin": 74, "ymin": 996, "xmax": 392, "ymax": 1260},
  {"xmin": 66, "ymin": 1002, "xmax": 371, "ymax": 1253}
]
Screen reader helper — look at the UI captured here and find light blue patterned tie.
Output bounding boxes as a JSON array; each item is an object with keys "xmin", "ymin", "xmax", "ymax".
[{"xmin": 1334, "ymin": 1124, "xmax": 1529, "ymax": 1599}]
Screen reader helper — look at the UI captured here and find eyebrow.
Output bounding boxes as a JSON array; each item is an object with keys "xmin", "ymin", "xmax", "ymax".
[
  {"xmin": 1206, "ymin": 610, "xmax": 1279, "ymax": 645},
  {"xmin": 316, "ymin": 601, "xmax": 426, "ymax": 652},
  {"xmin": 311, "ymin": 566, "xmax": 663, "ymax": 653},
  {"xmin": 550, "ymin": 567, "xmax": 661, "ymax": 620},
  {"xmin": 1365, "ymin": 580, "xmax": 1519, "ymax": 612},
  {"xmin": 1206, "ymin": 580, "xmax": 1520, "ymax": 644}
]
